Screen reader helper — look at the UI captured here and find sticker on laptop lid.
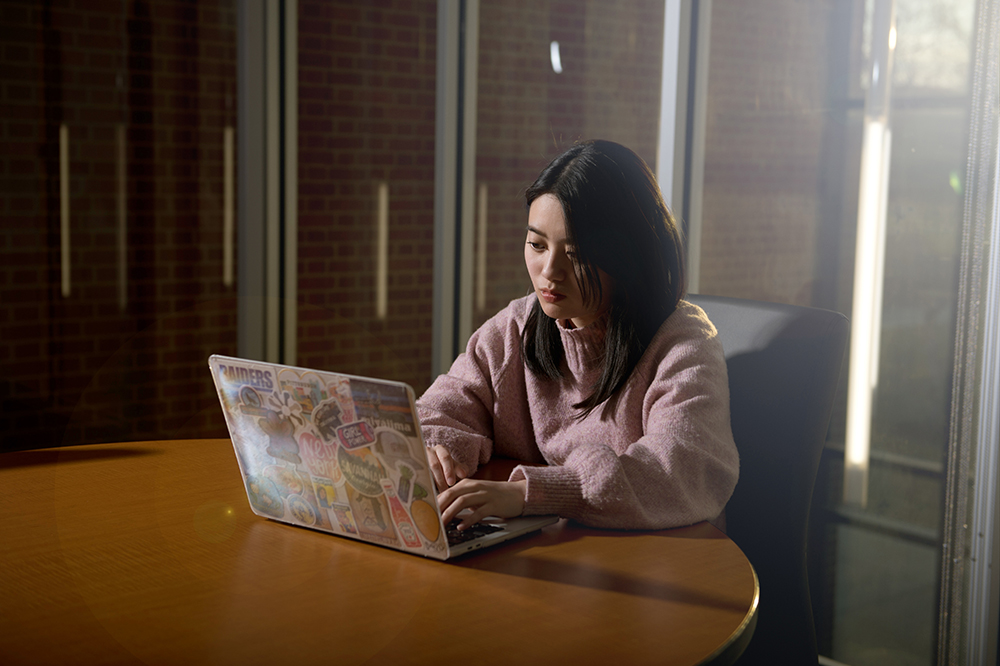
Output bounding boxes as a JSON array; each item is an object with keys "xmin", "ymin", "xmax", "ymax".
[
  {"xmin": 287, "ymin": 494, "xmax": 317, "ymax": 526},
  {"xmin": 276, "ymin": 368, "xmax": 330, "ymax": 416},
  {"xmin": 373, "ymin": 428, "xmax": 425, "ymax": 471},
  {"xmin": 337, "ymin": 446, "xmax": 386, "ymax": 496},
  {"xmin": 382, "ymin": 478, "xmax": 422, "ymax": 549},
  {"xmin": 258, "ymin": 410, "xmax": 302, "ymax": 465},
  {"xmin": 337, "ymin": 421, "xmax": 376, "ymax": 450},
  {"xmin": 264, "ymin": 465, "xmax": 306, "ymax": 496},
  {"xmin": 298, "ymin": 431, "xmax": 344, "ymax": 485},
  {"xmin": 409, "ymin": 482, "xmax": 442, "ymax": 546},
  {"xmin": 345, "ymin": 485, "xmax": 399, "ymax": 547},
  {"xmin": 246, "ymin": 474, "xmax": 284, "ymax": 518},
  {"xmin": 349, "ymin": 379, "xmax": 417, "ymax": 438},
  {"xmin": 330, "ymin": 502, "xmax": 358, "ymax": 534}
]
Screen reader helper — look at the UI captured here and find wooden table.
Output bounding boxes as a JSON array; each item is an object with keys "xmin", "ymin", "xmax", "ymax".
[{"xmin": 0, "ymin": 439, "xmax": 757, "ymax": 665}]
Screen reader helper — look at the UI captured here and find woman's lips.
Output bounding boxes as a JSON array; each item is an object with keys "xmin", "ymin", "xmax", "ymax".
[{"xmin": 539, "ymin": 289, "xmax": 565, "ymax": 304}]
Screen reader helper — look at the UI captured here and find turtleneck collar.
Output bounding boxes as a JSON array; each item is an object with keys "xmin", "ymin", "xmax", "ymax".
[{"xmin": 556, "ymin": 313, "xmax": 607, "ymax": 378}]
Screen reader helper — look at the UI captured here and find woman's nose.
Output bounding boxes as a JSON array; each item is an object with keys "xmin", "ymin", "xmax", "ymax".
[{"xmin": 541, "ymin": 252, "xmax": 568, "ymax": 280}]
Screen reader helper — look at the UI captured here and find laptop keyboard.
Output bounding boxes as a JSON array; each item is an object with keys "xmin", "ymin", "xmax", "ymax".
[{"xmin": 445, "ymin": 519, "xmax": 504, "ymax": 545}]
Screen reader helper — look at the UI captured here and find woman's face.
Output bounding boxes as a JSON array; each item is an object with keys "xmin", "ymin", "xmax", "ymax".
[{"xmin": 524, "ymin": 194, "xmax": 612, "ymax": 329}]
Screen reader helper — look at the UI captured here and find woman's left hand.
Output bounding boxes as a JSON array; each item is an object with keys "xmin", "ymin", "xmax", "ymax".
[{"xmin": 437, "ymin": 479, "xmax": 527, "ymax": 530}]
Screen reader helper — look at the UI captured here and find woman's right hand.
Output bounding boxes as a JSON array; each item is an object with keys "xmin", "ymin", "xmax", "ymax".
[{"xmin": 427, "ymin": 445, "xmax": 471, "ymax": 491}]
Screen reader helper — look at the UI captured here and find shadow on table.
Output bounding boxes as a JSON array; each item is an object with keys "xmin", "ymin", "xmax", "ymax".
[
  {"xmin": 0, "ymin": 445, "xmax": 162, "ymax": 470},
  {"xmin": 454, "ymin": 522, "xmax": 746, "ymax": 611}
]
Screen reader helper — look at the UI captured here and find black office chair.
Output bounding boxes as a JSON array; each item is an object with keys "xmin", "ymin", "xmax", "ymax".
[{"xmin": 688, "ymin": 294, "xmax": 849, "ymax": 666}]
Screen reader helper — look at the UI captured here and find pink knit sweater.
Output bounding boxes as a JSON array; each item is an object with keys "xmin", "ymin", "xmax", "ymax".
[{"xmin": 416, "ymin": 296, "xmax": 739, "ymax": 529}]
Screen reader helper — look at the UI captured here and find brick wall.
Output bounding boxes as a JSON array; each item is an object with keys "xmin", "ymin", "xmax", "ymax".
[
  {"xmin": 296, "ymin": 0, "xmax": 438, "ymax": 395},
  {"xmin": 294, "ymin": 0, "xmax": 664, "ymax": 389},
  {"xmin": 474, "ymin": 0, "xmax": 665, "ymax": 330},
  {"xmin": 0, "ymin": 0, "xmax": 237, "ymax": 451},
  {"xmin": 3, "ymin": 0, "xmax": 667, "ymax": 449}
]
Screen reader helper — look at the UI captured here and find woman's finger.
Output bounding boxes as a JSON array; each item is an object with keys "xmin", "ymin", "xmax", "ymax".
[
  {"xmin": 454, "ymin": 504, "xmax": 490, "ymax": 531},
  {"xmin": 437, "ymin": 479, "xmax": 526, "ymax": 528},
  {"xmin": 440, "ymin": 487, "xmax": 488, "ymax": 527},
  {"xmin": 427, "ymin": 447, "xmax": 446, "ymax": 490},
  {"xmin": 430, "ymin": 445, "xmax": 459, "ymax": 488}
]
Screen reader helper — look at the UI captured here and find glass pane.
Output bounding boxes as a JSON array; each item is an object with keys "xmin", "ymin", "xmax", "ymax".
[
  {"xmin": 1, "ymin": 1, "xmax": 238, "ymax": 451},
  {"xmin": 473, "ymin": 0, "xmax": 665, "ymax": 330},
  {"xmin": 296, "ymin": 0, "xmax": 437, "ymax": 396},
  {"xmin": 892, "ymin": 0, "xmax": 976, "ymax": 96},
  {"xmin": 697, "ymin": 1, "xmax": 977, "ymax": 664}
]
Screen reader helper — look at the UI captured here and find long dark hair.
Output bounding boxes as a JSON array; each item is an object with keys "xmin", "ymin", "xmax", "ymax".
[{"xmin": 521, "ymin": 140, "xmax": 686, "ymax": 418}]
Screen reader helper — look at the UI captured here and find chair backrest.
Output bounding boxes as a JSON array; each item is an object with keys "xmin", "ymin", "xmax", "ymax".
[{"xmin": 688, "ymin": 294, "xmax": 849, "ymax": 666}]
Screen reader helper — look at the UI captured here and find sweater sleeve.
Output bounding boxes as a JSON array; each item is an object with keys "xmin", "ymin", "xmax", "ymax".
[
  {"xmin": 415, "ymin": 305, "xmax": 520, "ymax": 476},
  {"xmin": 509, "ymin": 315, "xmax": 739, "ymax": 530}
]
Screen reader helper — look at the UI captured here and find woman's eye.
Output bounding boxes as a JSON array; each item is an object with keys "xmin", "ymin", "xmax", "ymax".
[{"xmin": 527, "ymin": 241, "xmax": 544, "ymax": 251}]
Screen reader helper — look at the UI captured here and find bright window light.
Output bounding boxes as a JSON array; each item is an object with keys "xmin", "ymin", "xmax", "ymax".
[
  {"xmin": 550, "ymin": 41, "xmax": 563, "ymax": 74},
  {"xmin": 845, "ymin": 118, "xmax": 891, "ymax": 507}
]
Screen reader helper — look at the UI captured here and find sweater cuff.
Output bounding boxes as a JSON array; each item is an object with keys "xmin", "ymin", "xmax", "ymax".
[{"xmin": 509, "ymin": 464, "xmax": 582, "ymax": 517}]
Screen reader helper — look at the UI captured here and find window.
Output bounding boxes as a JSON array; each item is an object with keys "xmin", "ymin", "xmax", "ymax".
[{"xmin": 1, "ymin": 3, "xmax": 995, "ymax": 662}]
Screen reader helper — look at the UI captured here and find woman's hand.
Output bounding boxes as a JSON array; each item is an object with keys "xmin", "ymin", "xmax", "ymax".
[
  {"xmin": 438, "ymin": 479, "xmax": 527, "ymax": 530},
  {"xmin": 428, "ymin": 445, "xmax": 472, "ymax": 490}
]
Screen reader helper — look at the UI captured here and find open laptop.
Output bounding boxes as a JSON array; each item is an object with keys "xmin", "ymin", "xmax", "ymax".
[{"xmin": 208, "ymin": 355, "xmax": 557, "ymax": 560}]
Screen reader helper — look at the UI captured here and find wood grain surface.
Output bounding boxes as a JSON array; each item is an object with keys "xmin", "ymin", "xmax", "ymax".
[{"xmin": 0, "ymin": 439, "xmax": 757, "ymax": 665}]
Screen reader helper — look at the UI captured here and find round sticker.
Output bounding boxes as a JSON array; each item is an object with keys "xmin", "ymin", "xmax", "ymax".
[{"xmin": 287, "ymin": 494, "xmax": 317, "ymax": 526}]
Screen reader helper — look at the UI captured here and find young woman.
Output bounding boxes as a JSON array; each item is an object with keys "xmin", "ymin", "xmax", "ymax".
[{"xmin": 417, "ymin": 140, "xmax": 738, "ymax": 531}]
